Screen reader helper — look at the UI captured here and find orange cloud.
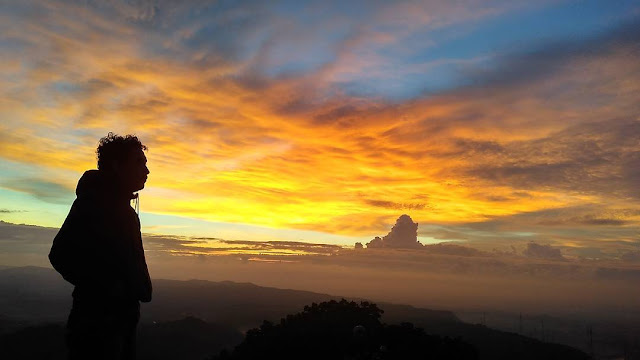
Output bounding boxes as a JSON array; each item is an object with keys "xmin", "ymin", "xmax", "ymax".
[{"xmin": 1, "ymin": 1, "xmax": 639, "ymax": 249}]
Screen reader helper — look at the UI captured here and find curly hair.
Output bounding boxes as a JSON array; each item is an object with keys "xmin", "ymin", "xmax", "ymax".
[{"xmin": 96, "ymin": 132, "xmax": 147, "ymax": 170}]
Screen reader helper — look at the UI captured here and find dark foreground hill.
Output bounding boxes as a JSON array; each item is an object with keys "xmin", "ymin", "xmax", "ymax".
[
  {"xmin": 210, "ymin": 299, "xmax": 478, "ymax": 360},
  {"xmin": 0, "ymin": 317, "xmax": 243, "ymax": 360},
  {"xmin": 0, "ymin": 266, "xmax": 589, "ymax": 360}
]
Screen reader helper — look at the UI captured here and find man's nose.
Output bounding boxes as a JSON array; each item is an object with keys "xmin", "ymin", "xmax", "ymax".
[{"xmin": 145, "ymin": 165, "xmax": 150, "ymax": 175}]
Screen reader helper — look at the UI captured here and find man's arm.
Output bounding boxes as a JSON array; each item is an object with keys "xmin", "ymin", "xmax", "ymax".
[
  {"xmin": 49, "ymin": 199, "xmax": 87, "ymax": 286},
  {"xmin": 49, "ymin": 198, "xmax": 125, "ymax": 293}
]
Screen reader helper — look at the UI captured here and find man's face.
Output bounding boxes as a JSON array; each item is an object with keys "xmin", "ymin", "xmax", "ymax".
[{"xmin": 115, "ymin": 148, "xmax": 149, "ymax": 193}]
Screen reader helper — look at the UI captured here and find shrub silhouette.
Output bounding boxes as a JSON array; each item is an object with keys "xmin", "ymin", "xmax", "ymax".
[{"xmin": 211, "ymin": 299, "xmax": 477, "ymax": 359}]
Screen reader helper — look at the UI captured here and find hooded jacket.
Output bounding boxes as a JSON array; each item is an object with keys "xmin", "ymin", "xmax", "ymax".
[{"xmin": 49, "ymin": 169, "xmax": 152, "ymax": 303}]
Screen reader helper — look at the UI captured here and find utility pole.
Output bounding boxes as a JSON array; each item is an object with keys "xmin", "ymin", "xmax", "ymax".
[
  {"xmin": 587, "ymin": 325, "xmax": 594, "ymax": 358},
  {"xmin": 519, "ymin": 313, "xmax": 522, "ymax": 334}
]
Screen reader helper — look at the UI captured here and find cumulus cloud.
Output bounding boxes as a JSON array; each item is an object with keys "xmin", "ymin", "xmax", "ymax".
[
  {"xmin": 366, "ymin": 214, "xmax": 422, "ymax": 249},
  {"xmin": 366, "ymin": 236, "xmax": 383, "ymax": 248}
]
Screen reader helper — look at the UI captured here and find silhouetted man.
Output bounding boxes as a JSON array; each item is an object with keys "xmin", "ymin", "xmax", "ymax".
[{"xmin": 49, "ymin": 133, "xmax": 152, "ymax": 359}]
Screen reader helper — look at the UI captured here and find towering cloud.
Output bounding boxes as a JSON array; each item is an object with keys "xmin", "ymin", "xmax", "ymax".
[{"xmin": 366, "ymin": 214, "xmax": 422, "ymax": 249}]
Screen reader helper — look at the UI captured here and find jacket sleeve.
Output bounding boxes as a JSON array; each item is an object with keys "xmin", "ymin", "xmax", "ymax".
[
  {"xmin": 49, "ymin": 197, "xmax": 124, "ymax": 290},
  {"xmin": 132, "ymin": 214, "xmax": 153, "ymax": 303}
]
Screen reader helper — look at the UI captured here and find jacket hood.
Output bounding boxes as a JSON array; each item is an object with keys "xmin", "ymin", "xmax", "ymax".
[{"xmin": 76, "ymin": 169, "xmax": 136, "ymax": 201}]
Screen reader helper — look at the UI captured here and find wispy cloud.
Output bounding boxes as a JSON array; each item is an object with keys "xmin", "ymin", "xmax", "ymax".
[
  {"xmin": 145, "ymin": 234, "xmax": 345, "ymax": 257},
  {"xmin": 1, "ymin": 179, "xmax": 74, "ymax": 204}
]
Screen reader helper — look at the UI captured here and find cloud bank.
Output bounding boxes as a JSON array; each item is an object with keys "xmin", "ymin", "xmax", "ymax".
[{"xmin": 2, "ymin": 221, "xmax": 640, "ymax": 317}]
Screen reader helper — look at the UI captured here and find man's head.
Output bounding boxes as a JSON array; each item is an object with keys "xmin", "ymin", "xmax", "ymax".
[{"xmin": 97, "ymin": 132, "xmax": 149, "ymax": 193}]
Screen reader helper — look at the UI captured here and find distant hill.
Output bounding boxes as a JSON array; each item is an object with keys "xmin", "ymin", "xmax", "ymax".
[
  {"xmin": 0, "ymin": 266, "xmax": 72, "ymax": 325},
  {"xmin": 0, "ymin": 266, "xmax": 589, "ymax": 360},
  {"xmin": 144, "ymin": 277, "xmax": 459, "ymax": 331},
  {"xmin": 0, "ymin": 266, "xmax": 457, "ymax": 329}
]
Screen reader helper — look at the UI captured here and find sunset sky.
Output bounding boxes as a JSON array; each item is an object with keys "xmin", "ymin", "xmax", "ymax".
[{"xmin": 1, "ymin": 0, "xmax": 639, "ymax": 260}]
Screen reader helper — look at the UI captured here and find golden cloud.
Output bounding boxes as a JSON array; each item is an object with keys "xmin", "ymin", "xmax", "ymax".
[{"xmin": 1, "ymin": 0, "xmax": 639, "ymax": 242}]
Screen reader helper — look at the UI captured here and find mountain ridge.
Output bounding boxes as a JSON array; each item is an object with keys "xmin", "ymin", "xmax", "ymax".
[{"xmin": 0, "ymin": 265, "xmax": 590, "ymax": 359}]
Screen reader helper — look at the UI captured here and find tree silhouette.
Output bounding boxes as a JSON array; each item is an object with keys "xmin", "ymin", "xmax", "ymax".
[{"xmin": 210, "ymin": 299, "xmax": 477, "ymax": 360}]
